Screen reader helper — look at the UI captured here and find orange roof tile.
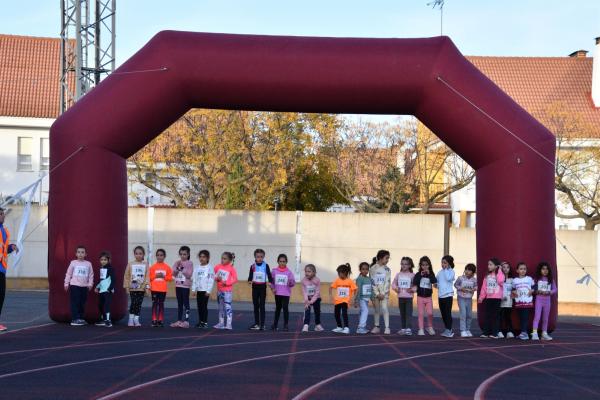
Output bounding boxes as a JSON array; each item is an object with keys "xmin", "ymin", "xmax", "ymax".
[
  {"xmin": 0, "ymin": 34, "xmax": 70, "ymax": 118},
  {"xmin": 467, "ymin": 55, "xmax": 599, "ymax": 138}
]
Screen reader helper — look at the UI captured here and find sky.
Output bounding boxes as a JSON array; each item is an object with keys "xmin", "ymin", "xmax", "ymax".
[{"xmin": 2, "ymin": 0, "xmax": 599, "ymax": 121}]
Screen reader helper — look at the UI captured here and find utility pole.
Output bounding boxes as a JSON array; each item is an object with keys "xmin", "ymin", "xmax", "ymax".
[{"xmin": 60, "ymin": 0, "xmax": 116, "ymax": 113}]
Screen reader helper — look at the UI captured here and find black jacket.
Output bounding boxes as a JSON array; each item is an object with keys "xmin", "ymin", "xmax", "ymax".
[{"xmin": 413, "ymin": 271, "xmax": 437, "ymax": 298}]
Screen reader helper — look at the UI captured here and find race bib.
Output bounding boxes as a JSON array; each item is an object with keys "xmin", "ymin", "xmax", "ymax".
[
  {"xmin": 362, "ymin": 284, "xmax": 372, "ymax": 296},
  {"xmin": 503, "ymin": 282, "xmax": 512, "ymax": 296},
  {"xmin": 517, "ymin": 288, "xmax": 530, "ymax": 299},
  {"xmin": 337, "ymin": 287, "xmax": 349, "ymax": 298},
  {"xmin": 74, "ymin": 266, "xmax": 89, "ymax": 277},
  {"xmin": 100, "ymin": 268, "xmax": 107, "ymax": 280},
  {"xmin": 253, "ymin": 271, "xmax": 266, "ymax": 283},
  {"xmin": 538, "ymin": 281, "xmax": 550, "ymax": 292},
  {"xmin": 196, "ymin": 269, "xmax": 206, "ymax": 280},
  {"xmin": 487, "ymin": 278, "xmax": 498, "ymax": 293},
  {"xmin": 132, "ymin": 265, "xmax": 145, "ymax": 280},
  {"xmin": 155, "ymin": 269, "xmax": 166, "ymax": 279},
  {"xmin": 419, "ymin": 277, "xmax": 431, "ymax": 289},
  {"xmin": 275, "ymin": 274, "xmax": 288, "ymax": 286},
  {"xmin": 462, "ymin": 281, "xmax": 474, "ymax": 290},
  {"xmin": 217, "ymin": 270, "xmax": 229, "ymax": 282},
  {"xmin": 306, "ymin": 285, "xmax": 316, "ymax": 296},
  {"xmin": 374, "ymin": 272, "xmax": 386, "ymax": 285},
  {"xmin": 398, "ymin": 278, "xmax": 411, "ymax": 289}
]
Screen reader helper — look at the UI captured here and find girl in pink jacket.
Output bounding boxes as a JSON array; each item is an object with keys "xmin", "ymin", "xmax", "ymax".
[
  {"xmin": 171, "ymin": 246, "xmax": 194, "ymax": 328},
  {"xmin": 478, "ymin": 257, "xmax": 505, "ymax": 338}
]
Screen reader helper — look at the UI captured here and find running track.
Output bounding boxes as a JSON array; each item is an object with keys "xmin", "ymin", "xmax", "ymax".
[{"xmin": 0, "ymin": 310, "xmax": 599, "ymax": 400}]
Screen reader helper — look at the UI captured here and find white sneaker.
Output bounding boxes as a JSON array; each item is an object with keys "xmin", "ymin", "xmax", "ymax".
[
  {"xmin": 497, "ymin": 332, "xmax": 505, "ymax": 339},
  {"xmin": 427, "ymin": 327, "xmax": 436, "ymax": 336},
  {"xmin": 417, "ymin": 329, "xmax": 425, "ymax": 336},
  {"xmin": 342, "ymin": 327, "xmax": 350, "ymax": 334},
  {"xmin": 384, "ymin": 328, "xmax": 391, "ymax": 335},
  {"xmin": 404, "ymin": 329, "xmax": 413, "ymax": 336},
  {"xmin": 466, "ymin": 331, "xmax": 473, "ymax": 337},
  {"xmin": 314, "ymin": 324, "xmax": 324, "ymax": 332},
  {"xmin": 531, "ymin": 331, "xmax": 540, "ymax": 340},
  {"xmin": 332, "ymin": 327, "xmax": 343, "ymax": 333},
  {"xmin": 460, "ymin": 331, "xmax": 469, "ymax": 337},
  {"xmin": 370, "ymin": 326, "xmax": 380, "ymax": 334},
  {"xmin": 134, "ymin": 316, "xmax": 141, "ymax": 327},
  {"xmin": 213, "ymin": 323, "xmax": 225, "ymax": 329},
  {"xmin": 506, "ymin": 332, "xmax": 515, "ymax": 339},
  {"xmin": 127, "ymin": 314, "xmax": 134, "ymax": 327},
  {"xmin": 302, "ymin": 324, "xmax": 309, "ymax": 332},
  {"xmin": 397, "ymin": 329, "xmax": 405, "ymax": 335},
  {"xmin": 541, "ymin": 331, "xmax": 553, "ymax": 341},
  {"xmin": 518, "ymin": 332, "xmax": 529, "ymax": 340}
]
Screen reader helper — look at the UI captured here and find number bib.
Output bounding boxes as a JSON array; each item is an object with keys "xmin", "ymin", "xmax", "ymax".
[
  {"xmin": 155, "ymin": 269, "xmax": 166, "ymax": 280},
  {"xmin": 217, "ymin": 270, "xmax": 229, "ymax": 282},
  {"xmin": 362, "ymin": 284, "xmax": 372, "ymax": 296},
  {"xmin": 537, "ymin": 281, "xmax": 550, "ymax": 292},
  {"xmin": 374, "ymin": 272, "xmax": 386, "ymax": 285},
  {"xmin": 306, "ymin": 285, "xmax": 316, "ymax": 297},
  {"xmin": 196, "ymin": 269, "xmax": 206, "ymax": 281},
  {"xmin": 517, "ymin": 288, "xmax": 529, "ymax": 299},
  {"xmin": 503, "ymin": 282, "xmax": 512, "ymax": 295},
  {"xmin": 253, "ymin": 271, "xmax": 266, "ymax": 283},
  {"xmin": 419, "ymin": 277, "xmax": 431, "ymax": 289},
  {"xmin": 486, "ymin": 278, "xmax": 498, "ymax": 293},
  {"xmin": 398, "ymin": 278, "xmax": 411, "ymax": 289},
  {"xmin": 275, "ymin": 274, "xmax": 288, "ymax": 286},
  {"xmin": 100, "ymin": 268, "xmax": 107, "ymax": 280},
  {"xmin": 462, "ymin": 281, "xmax": 474, "ymax": 290},
  {"xmin": 74, "ymin": 266, "xmax": 89, "ymax": 277},
  {"xmin": 337, "ymin": 287, "xmax": 349, "ymax": 298}
]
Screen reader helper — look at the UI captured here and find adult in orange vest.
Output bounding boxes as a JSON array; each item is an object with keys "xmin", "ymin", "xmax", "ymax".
[{"xmin": 0, "ymin": 207, "xmax": 19, "ymax": 332}]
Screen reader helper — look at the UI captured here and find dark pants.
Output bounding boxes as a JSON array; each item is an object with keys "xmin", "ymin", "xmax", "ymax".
[
  {"xmin": 482, "ymin": 298, "xmax": 502, "ymax": 336},
  {"xmin": 303, "ymin": 297, "xmax": 322, "ymax": 325},
  {"xmin": 129, "ymin": 291, "xmax": 144, "ymax": 315},
  {"xmin": 98, "ymin": 291, "xmax": 112, "ymax": 320},
  {"xmin": 176, "ymin": 287, "xmax": 190, "ymax": 321},
  {"xmin": 273, "ymin": 295, "xmax": 290, "ymax": 327},
  {"xmin": 398, "ymin": 298, "xmax": 413, "ymax": 329},
  {"xmin": 335, "ymin": 303, "xmax": 349, "ymax": 328},
  {"xmin": 517, "ymin": 308, "xmax": 531, "ymax": 333},
  {"xmin": 0, "ymin": 271, "xmax": 5, "ymax": 316},
  {"xmin": 252, "ymin": 285, "xmax": 267, "ymax": 326},
  {"xmin": 438, "ymin": 297, "xmax": 453, "ymax": 330},
  {"xmin": 499, "ymin": 307, "xmax": 513, "ymax": 334},
  {"xmin": 69, "ymin": 285, "xmax": 88, "ymax": 321},
  {"xmin": 151, "ymin": 291, "xmax": 166, "ymax": 321},
  {"xmin": 196, "ymin": 291, "xmax": 209, "ymax": 323}
]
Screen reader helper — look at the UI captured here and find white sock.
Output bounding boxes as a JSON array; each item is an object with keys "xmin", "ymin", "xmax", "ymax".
[
  {"xmin": 128, "ymin": 314, "xmax": 134, "ymax": 322},
  {"xmin": 134, "ymin": 315, "xmax": 140, "ymax": 324}
]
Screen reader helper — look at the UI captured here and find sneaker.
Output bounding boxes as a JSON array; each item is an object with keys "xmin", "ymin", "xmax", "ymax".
[
  {"xmin": 180, "ymin": 321, "xmax": 190, "ymax": 328},
  {"xmin": 370, "ymin": 326, "xmax": 380, "ymax": 334},
  {"xmin": 384, "ymin": 328, "xmax": 391, "ymax": 335},
  {"xmin": 259, "ymin": 325, "xmax": 265, "ymax": 331},
  {"xmin": 507, "ymin": 332, "xmax": 515, "ymax": 339},
  {"xmin": 151, "ymin": 320, "xmax": 158, "ymax": 327},
  {"xmin": 519, "ymin": 332, "xmax": 529, "ymax": 340},
  {"xmin": 78, "ymin": 319, "xmax": 87, "ymax": 325},
  {"xmin": 104, "ymin": 320, "xmax": 113, "ymax": 328},
  {"xmin": 342, "ymin": 327, "xmax": 350, "ymax": 334},
  {"xmin": 0, "ymin": 324, "xmax": 7, "ymax": 332},
  {"xmin": 314, "ymin": 324, "xmax": 324, "ymax": 332},
  {"xmin": 417, "ymin": 329, "xmax": 425, "ymax": 336},
  {"xmin": 427, "ymin": 327, "xmax": 436, "ymax": 336},
  {"xmin": 531, "ymin": 331, "xmax": 540, "ymax": 341},
  {"xmin": 404, "ymin": 329, "xmax": 413, "ymax": 336},
  {"xmin": 157, "ymin": 321, "xmax": 164, "ymax": 327},
  {"xmin": 282, "ymin": 325, "xmax": 289, "ymax": 332},
  {"xmin": 332, "ymin": 327, "xmax": 344, "ymax": 333},
  {"xmin": 134, "ymin": 316, "xmax": 141, "ymax": 327},
  {"xmin": 356, "ymin": 328, "xmax": 369, "ymax": 334},
  {"xmin": 497, "ymin": 332, "xmax": 504, "ymax": 339},
  {"xmin": 225, "ymin": 324, "xmax": 233, "ymax": 330},
  {"xmin": 466, "ymin": 331, "xmax": 473, "ymax": 337},
  {"xmin": 95, "ymin": 320, "xmax": 106, "ymax": 326},
  {"xmin": 302, "ymin": 324, "xmax": 309, "ymax": 332},
  {"xmin": 541, "ymin": 331, "xmax": 553, "ymax": 341},
  {"xmin": 214, "ymin": 323, "xmax": 225, "ymax": 329},
  {"xmin": 70, "ymin": 320, "xmax": 81, "ymax": 326},
  {"xmin": 128, "ymin": 316, "xmax": 134, "ymax": 327},
  {"xmin": 461, "ymin": 331, "xmax": 469, "ymax": 337},
  {"xmin": 480, "ymin": 334, "xmax": 488, "ymax": 338},
  {"xmin": 489, "ymin": 334, "xmax": 499, "ymax": 339},
  {"xmin": 441, "ymin": 330, "xmax": 454, "ymax": 338},
  {"xmin": 397, "ymin": 329, "xmax": 405, "ymax": 335},
  {"xmin": 170, "ymin": 321, "xmax": 182, "ymax": 328},
  {"xmin": 249, "ymin": 324, "xmax": 260, "ymax": 330}
]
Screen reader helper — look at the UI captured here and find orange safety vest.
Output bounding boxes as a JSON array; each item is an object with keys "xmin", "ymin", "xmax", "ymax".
[{"xmin": 0, "ymin": 226, "xmax": 10, "ymax": 270}]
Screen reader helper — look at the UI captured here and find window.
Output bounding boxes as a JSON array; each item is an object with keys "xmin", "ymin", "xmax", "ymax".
[
  {"xmin": 40, "ymin": 138, "xmax": 50, "ymax": 171},
  {"xmin": 17, "ymin": 137, "xmax": 33, "ymax": 171}
]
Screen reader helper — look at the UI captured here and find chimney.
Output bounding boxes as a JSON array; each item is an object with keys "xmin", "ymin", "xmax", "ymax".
[
  {"xmin": 569, "ymin": 49, "xmax": 588, "ymax": 58},
  {"xmin": 593, "ymin": 37, "xmax": 600, "ymax": 107}
]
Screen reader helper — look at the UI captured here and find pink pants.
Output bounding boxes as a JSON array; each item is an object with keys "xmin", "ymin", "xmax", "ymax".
[{"xmin": 417, "ymin": 296, "xmax": 433, "ymax": 329}]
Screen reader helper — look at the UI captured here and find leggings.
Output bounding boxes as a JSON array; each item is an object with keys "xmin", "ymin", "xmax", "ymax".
[
  {"xmin": 217, "ymin": 291, "xmax": 233, "ymax": 325},
  {"xmin": 176, "ymin": 287, "xmax": 190, "ymax": 321},
  {"xmin": 532, "ymin": 295, "xmax": 551, "ymax": 331},
  {"xmin": 98, "ymin": 292, "xmax": 112, "ymax": 320},
  {"xmin": 499, "ymin": 307, "xmax": 513, "ymax": 334},
  {"xmin": 252, "ymin": 285, "xmax": 267, "ymax": 326},
  {"xmin": 517, "ymin": 307, "xmax": 531, "ymax": 333},
  {"xmin": 482, "ymin": 298, "xmax": 501, "ymax": 336},
  {"xmin": 438, "ymin": 296, "xmax": 453, "ymax": 330},
  {"xmin": 273, "ymin": 295, "xmax": 290, "ymax": 327},
  {"xmin": 334, "ymin": 303, "xmax": 349, "ymax": 328},
  {"xmin": 129, "ymin": 291, "xmax": 145, "ymax": 316},
  {"xmin": 372, "ymin": 297, "xmax": 389, "ymax": 329},
  {"xmin": 0, "ymin": 272, "xmax": 5, "ymax": 316},
  {"xmin": 417, "ymin": 296, "xmax": 433, "ymax": 330},
  {"xmin": 151, "ymin": 291, "xmax": 166, "ymax": 321},
  {"xmin": 398, "ymin": 298, "xmax": 413, "ymax": 329},
  {"xmin": 303, "ymin": 298, "xmax": 321, "ymax": 325},
  {"xmin": 196, "ymin": 291, "xmax": 209, "ymax": 323}
]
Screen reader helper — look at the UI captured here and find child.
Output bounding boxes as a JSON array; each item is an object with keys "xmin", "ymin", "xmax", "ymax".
[
  {"xmin": 355, "ymin": 262, "xmax": 373, "ymax": 334},
  {"xmin": 436, "ymin": 255, "xmax": 456, "ymax": 338},
  {"xmin": 63, "ymin": 245, "xmax": 94, "ymax": 326},
  {"xmin": 171, "ymin": 246, "xmax": 194, "ymax": 328},
  {"xmin": 454, "ymin": 263, "xmax": 477, "ymax": 337},
  {"xmin": 478, "ymin": 257, "xmax": 505, "ymax": 338},
  {"xmin": 214, "ymin": 252, "xmax": 238, "ymax": 330},
  {"xmin": 369, "ymin": 250, "xmax": 392, "ymax": 334},
  {"xmin": 511, "ymin": 262, "xmax": 535, "ymax": 340},
  {"xmin": 330, "ymin": 263, "xmax": 356, "ymax": 334},
  {"xmin": 270, "ymin": 254, "xmax": 295, "ymax": 331},
  {"xmin": 391, "ymin": 257, "xmax": 416, "ymax": 336},
  {"xmin": 499, "ymin": 261, "xmax": 514, "ymax": 338},
  {"xmin": 531, "ymin": 261, "xmax": 557, "ymax": 341},
  {"xmin": 412, "ymin": 256, "xmax": 437, "ymax": 336},
  {"xmin": 302, "ymin": 264, "xmax": 323, "ymax": 332},
  {"xmin": 94, "ymin": 251, "xmax": 115, "ymax": 327},
  {"xmin": 191, "ymin": 249, "xmax": 214, "ymax": 328},
  {"xmin": 123, "ymin": 246, "xmax": 149, "ymax": 327},
  {"xmin": 149, "ymin": 249, "xmax": 173, "ymax": 327},
  {"xmin": 247, "ymin": 249, "xmax": 273, "ymax": 330}
]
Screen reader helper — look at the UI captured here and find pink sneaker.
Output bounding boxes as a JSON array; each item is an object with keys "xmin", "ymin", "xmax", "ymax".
[
  {"xmin": 170, "ymin": 321, "xmax": 182, "ymax": 328},
  {"xmin": 0, "ymin": 324, "xmax": 7, "ymax": 332},
  {"xmin": 180, "ymin": 321, "xmax": 190, "ymax": 328}
]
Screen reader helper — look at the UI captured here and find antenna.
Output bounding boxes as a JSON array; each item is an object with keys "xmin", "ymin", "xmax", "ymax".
[{"xmin": 427, "ymin": 0, "xmax": 445, "ymax": 36}]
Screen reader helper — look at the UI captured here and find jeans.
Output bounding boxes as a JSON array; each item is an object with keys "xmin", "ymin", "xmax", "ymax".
[
  {"xmin": 176, "ymin": 287, "xmax": 190, "ymax": 321},
  {"xmin": 196, "ymin": 291, "xmax": 209, "ymax": 323},
  {"xmin": 303, "ymin": 297, "xmax": 321, "ymax": 325},
  {"xmin": 358, "ymin": 298, "xmax": 370, "ymax": 329},
  {"xmin": 273, "ymin": 295, "xmax": 290, "ymax": 327},
  {"xmin": 252, "ymin": 284, "xmax": 267, "ymax": 326},
  {"xmin": 458, "ymin": 296, "xmax": 473, "ymax": 332},
  {"xmin": 335, "ymin": 303, "xmax": 349, "ymax": 328},
  {"xmin": 69, "ymin": 285, "xmax": 88, "ymax": 321},
  {"xmin": 398, "ymin": 298, "xmax": 413, "ymax": 329},
  {"xmin": 438, "ymin": 296, "xmax": 453, "ymax": 330}
]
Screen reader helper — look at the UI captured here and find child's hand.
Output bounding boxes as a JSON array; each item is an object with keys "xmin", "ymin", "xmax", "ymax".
[
  {"xmin": 527, "ymin": 289, "xmax": 533, "ymax": 296},
  {"xmin": 248, "ymin": 281, "xmax": 252, "ymax": 286},
  {"xmin": 477, "ymin": 298, "xmax": 483, "ymax": 304},
  {"xmin": 304, "ymin": 301, "xmax": 309, "ymax": 309},
  {"xmin": 87, "ymin": 286, "xmax": 93, "ymax": 291},
  {"xmin": 94, "ymin": 288, "xmax": 99, "ymax": 293},
  {"xmin": 156, "ymin": 272, "xmax": 164, "ymax": 279},
  {"xmin": 377, "ymin": 294, "xmax": 384, "ymax": 301},
  {"xmin": 215, "ymin": 276, "xmax": 222, "ymax": 282},
  {"xmin": 64, "ymin": 285, "xmax": 69, "ymax": 292}
]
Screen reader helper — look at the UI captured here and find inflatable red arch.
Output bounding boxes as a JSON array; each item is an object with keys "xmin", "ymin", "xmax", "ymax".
[{"xmin": 49, "ymin": 31, "xmax": 557, "ymax": 330}]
